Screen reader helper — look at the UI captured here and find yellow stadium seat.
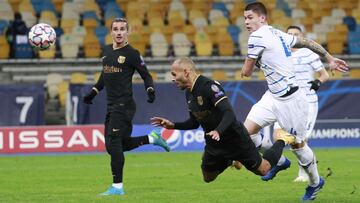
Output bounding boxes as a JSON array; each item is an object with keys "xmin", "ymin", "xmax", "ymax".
[
  {"xmin": 58, "ymin": 81, "xmax": 69, "ymax": 107},
  {"xmin": 129, "ymin": 33, "xmax": 147, "ymax": 55},
  {"xmin": 70, "ymin": 72, "xmax": 87, "ymax": 84},
  {"xmin": 39, "ymin": 45, "xmax": 56, "ymax": 59},
  {"xmin": 150, "ymin": 71, "xmax": 158, "ymax": 81},
  {"xmin": 194, "ymin": 32, "xmax": 213, "ymax": 56},
  {"xmin": 212, "ymin": 70, "xmax": 228, "ymax": 81},
  {"xmin": 0, "ymin": 36, "xmax": 10, "ymax": 59},
  {"xmin": 183, "ymin": 24, "xmax": 196, "ymax": 43},
  {"xmin": 349, "ymin": 69, "xmax": 360, "ymax": 79},
  {"xmin": 61, "ymin": 19, "xmax": 78, "ymax": 34},
  {"xmin": 328, "ymin": 70, "xmax": 346, "ymax": 80},
  {"xmin": 93, "ymin": 72, "xmax": 101, "ymax": 82},
  {"xmin": 217, "ymin": 33, "xmax": 234, "ymax": 56}
]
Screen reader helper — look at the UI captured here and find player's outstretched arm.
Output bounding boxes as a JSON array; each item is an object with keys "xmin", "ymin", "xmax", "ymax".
[{"xmin": 293, "ymin": 37, "xmax": 349, "ymax": 73}]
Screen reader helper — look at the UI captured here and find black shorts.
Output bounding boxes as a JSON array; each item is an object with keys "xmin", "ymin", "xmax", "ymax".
[
  {"xmin": 201, "ymin": 127, "xmax": 262, "ymax": 172},
  {"xmin": 104, "ymin": 101, "xmax": 136, "ymax": 137}
]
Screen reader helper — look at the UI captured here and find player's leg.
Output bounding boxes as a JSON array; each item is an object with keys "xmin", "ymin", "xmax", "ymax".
[
  {"xmin": 293, "ymin": 102, "xmax": 318, "ymax": 182},
  {"xmin": 201, "ymin": 151, "xmax": 232, "ymax": 183},
  {"xmin": 291, "ymin": 142, "xmax": 324, "ymax": 201},
  {"xmin": 100, "ymin": 110, "xmax": 128, "ymax": 196},
  {"xmin": 260, "ymin": 124, "xmax": 292, "ymax": 181},
  {"xmin": 121, "ymin": 105, "xmax": 170, "ymax": 152}
]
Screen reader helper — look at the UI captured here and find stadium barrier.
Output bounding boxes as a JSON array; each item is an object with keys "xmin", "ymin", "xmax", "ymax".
[{"xmin": 1, "ymin": 120, "xmax": 359, "ymax": 155}]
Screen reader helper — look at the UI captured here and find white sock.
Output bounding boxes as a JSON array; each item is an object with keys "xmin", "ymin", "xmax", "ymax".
[
  {"xmin": 112, "ymin": 183, "xmax": 123, "ymax": 189},
  {"xmin": 250, "ymin": 133, "xmax": 262, "ymax": 148},
  {"xmin": 276, "ymin": 155, "xmax": 286, "ymax": 166},
  {"xmin": 148, "ymin": 135, "xmax": 154, "ymax": 144},
  {"xmin": 291, "ymin": 144, "xmax": 320, "ymax": 187}
]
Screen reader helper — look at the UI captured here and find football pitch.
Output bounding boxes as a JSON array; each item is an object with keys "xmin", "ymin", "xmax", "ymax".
[{"xmin": 1, "ymin": 148, "xmax": 359, "ymax": 203}]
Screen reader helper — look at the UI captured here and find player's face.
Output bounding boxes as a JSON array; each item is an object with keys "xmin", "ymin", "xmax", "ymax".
[
  {"xmin": 111, "ymin": 22, "xmax": 129, "ymax": 45},
  {"xmin": 171, "ymin": 63, "xmax": 188, "ymax": 90},
  {"xmin": 287, "ymin": 28, "xmax": 302, "ymax": 37},
  {"xmin": 244, "ymin": 10, "xmax": 265, "ymax": 33}
]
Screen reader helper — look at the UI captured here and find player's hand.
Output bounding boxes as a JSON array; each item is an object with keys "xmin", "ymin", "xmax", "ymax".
[
  {"xmin": 327, "ymin": 56, "xmax": 349, "ymax": 73},
  {"xmin": 308, "ymin": 79, "xmax": 321, "ymax": 91},
  {"xmin": 206, "ymin": 130, "xmax": 220, "ymax": 141},
  {"xmin": 147, "ymin": 87, "xmax": 155, "ymax": 103},
  {"xmin": 83, "ymin": 89, "xmax": 97, "ymax": 104},
  {"xmin": 151, "ymin": 117, "xmax": 174, "ymax": 129}
]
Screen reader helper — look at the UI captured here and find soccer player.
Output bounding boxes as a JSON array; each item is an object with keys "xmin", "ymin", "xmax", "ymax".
[
  {"xmin": 83, "ymin": 18, "xmax": 170, "ymax": 196},
  {"xmin": 273, "ymin": 25, "xmax": 329, "ymax": 183},
  {"xmin": 151, "ymin": 57, "xmax": 294, "ymax": 184},
  {"xmin": 241, "ymin": 2, "xmax": 348, "ymax": 201}
]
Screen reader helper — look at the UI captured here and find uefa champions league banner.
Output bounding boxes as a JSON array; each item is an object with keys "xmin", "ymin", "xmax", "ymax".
[
  {"xmin": 69, "ymin": 80, "xmax": 360, "ymax": 125},
  {"xmin": 0, "ymin": 84, "xmax": 44, "ymax": 126},
  {"xmin": 1, "ymin": 122, "xmax": 359, "ymax": 155}
]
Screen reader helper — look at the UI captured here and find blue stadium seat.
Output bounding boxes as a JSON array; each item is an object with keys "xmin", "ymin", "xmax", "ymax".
[
  {"xmin": 83, "ymin": 11, "xmax": 100, "ymax": 21},
  {"xmin": 104, "ymin": 9, "xmax": 124, "ymax": 20},
  {"xmin": 343, "ymin": 16, "xmax": 357, "ymax": 31},
  {"xmin": 95, "ymin": 26, "xmax": 108, "ymax": 46},
  {"xmin": 212, "ymin": 2, "xmax": 229, "ymax": 18},
  {"xmin": 227, "ymin": 25, "xmax": 240, "ymax": 45},
  {"xmin": 0, "ymin": 20, "xmax": 8, "ymax": 35},
  {"xmin": 96, "ymin": 0, "xmax": 110, "ymax": 12},
  {"xmin": 348, "ymin": 32, "xmax": 360, "ymax": 54}
]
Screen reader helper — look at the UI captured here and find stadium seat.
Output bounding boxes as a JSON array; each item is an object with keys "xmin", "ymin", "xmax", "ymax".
[
  {"xmin": 93, "ymin": 72, "xmax": 101, "ymax": 82},
  {"xmin": 194, "ymin": 31, "xmax": 212, "ymax": 56},
  {"xmin": 45, "ymin": 73, "xmax": 63, "ymax": 99},
  {"xmin": 212, "ymin": 70, "xmax": 228, "ymax": 81},
  {"xmin": 172, "ymin": 32, "xmax": 191, "ymax": 57},
  {"xmin": 0, "ymin": 35, "xmax": 10, "ymax": 59},
  {"xmin": 227, "ymin": 25, "xmax": 240, "ymax": 45},
  {"xmin": 0, "ymin": 20, "xmax": 8, "ymax": 35},
  {"xmin": 217, "ymin": 33, "xmax": 234, "ymax": 56},
  {"xmin": 58, "ymin": 81, "xmax": 69, "ymax": 107},
  {"xmin": 60, "ymin": 34, "xmax": 79, "ymax": 58},
  {"xmin": 70, "ymin": 72, "xmax": 87, "ymax": 84},
  {"xmin": 183, "ymin": 24, "xmax": 196, "ymax": 43},
  {"xmin": 22, "ymin": 11, "xmax": 37, "ymax": 28},
  {"xmin": 129, "ymin": 32, "xmax": 147, "ymax": 56},
  {"xmin": 349, "ymin": 69, "xmax": 360, "ymax": 79},
  {"xmin": 168, "ymin": 10, "xmax": 186, "ymax": 30},
  {"xmin": 39, "ymin": 45, "xmax": 56, "ymax": 58},
  {"xmin": 83, "ymin": 34, "xmax": 101, "ymax": 58},
  {"xmin": 150, "ymin": 32, "xmax": 168, "ymax": 57}
]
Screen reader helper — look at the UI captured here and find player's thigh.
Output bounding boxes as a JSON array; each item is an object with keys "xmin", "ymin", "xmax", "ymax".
[
  {"xmin": 274, "ymin": 91, "xmax": 309, "ymax": 142},
  {"xmin": 109, "ymin": 106, "xmax": 133, "ymax": 137},
  {"xmin": 305, "ymin": 102, "xmax": 318, "ymax": 138},
  {"xmin": 246, "ymin": 91, "xmax": 277, "ymax": 131}
]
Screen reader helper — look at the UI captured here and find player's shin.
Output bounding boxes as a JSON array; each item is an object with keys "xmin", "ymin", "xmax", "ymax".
[{"xmin": 291, "ymin": 144, "xmax": 320, "ymax": 187}]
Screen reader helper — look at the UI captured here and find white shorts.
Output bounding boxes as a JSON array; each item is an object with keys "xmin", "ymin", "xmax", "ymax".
[
  {"xmin": 246, "ymin": 89, "xmax": 309, "ymax": 143},
  {"xmin": 274, "ymin": 100, "xmax": 318, "ymax": 139}
]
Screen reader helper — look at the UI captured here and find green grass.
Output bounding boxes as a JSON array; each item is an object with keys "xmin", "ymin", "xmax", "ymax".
[{"xmin": 0, "ymin": 148, "xmax": 359, "ymax": 203}]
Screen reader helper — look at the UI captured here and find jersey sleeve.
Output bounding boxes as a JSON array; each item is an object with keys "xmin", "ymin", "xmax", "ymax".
[
  {"xmin": 132, "ymin": 50, "xmax": 154, "ymax": 90},
  {"xmin": 247, "ymin": 33, "xmax": 265, "ymax": 59},
  {"xmin": 308, "ymin": 52, "xmax": 324, "ymax": 71},
  {"xmin": 203, "ymin": 81, "xmax": 228, "ymax": 106}
]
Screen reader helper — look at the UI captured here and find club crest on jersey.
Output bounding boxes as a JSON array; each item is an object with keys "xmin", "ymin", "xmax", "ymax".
[
  {"xmin": 118, "ymin": 56, "xmax": 126, "ymax": 64},
  {"xmin": 197, "ymin": 96, "xmax": 203, "ymax": 105},
  {"xmin": 211, "ymin": 84, "xmax": 220, "ymax": 92}
]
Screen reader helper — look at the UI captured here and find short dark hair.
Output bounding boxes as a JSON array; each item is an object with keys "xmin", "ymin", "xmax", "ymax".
[
  {"xmin": 245, "ymin": 2, "xmax": 267, "ymax": 17},
  {"xmin": 111, "ymin": 18, "xmax": 129, "ymax": 30},
  {"xmin": 286, "ymin": 25, "xmax": 303, "ymax": 32}
]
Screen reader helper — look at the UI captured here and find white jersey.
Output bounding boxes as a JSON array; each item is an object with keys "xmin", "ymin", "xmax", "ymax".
[
  {"xmin": 291, "ymin": 48, "xmax": 324, "ymax": 103},
  {"xmin": 247, "ymin": 25, "xmax": 297, "ymax": 97}
]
